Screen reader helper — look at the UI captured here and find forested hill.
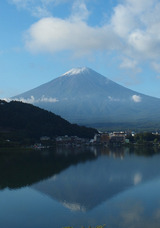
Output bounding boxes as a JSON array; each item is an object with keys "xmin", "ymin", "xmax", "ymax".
[{"xmin": 0, "ymin": 100, "xmax": 97, "ymax": 140}]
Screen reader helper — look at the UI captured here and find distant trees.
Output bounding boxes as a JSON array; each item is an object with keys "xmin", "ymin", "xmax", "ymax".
[
  {"xmin": 130, "ymin": 132, "xmax": 160, "ymax": 145},
  {"xmin": 135, "ymin": 132, "xmax": 160, "ymax": 142}
]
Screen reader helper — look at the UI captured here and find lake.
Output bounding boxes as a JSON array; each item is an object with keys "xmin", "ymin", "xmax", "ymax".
[{"xmin": 0, "ymin": 145, "xmax": 160, "ymax": 228}]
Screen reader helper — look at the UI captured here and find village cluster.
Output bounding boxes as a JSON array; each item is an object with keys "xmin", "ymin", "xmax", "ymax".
[
  {"xmin": 33, "ymin": 131, "xmax": 160, "ymax": 149},
  {"xmin": 55, "ymin": 132, "xmax": 131, "ymax": 147}
]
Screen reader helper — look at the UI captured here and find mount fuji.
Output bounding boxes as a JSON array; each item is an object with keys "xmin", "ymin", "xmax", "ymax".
[{"xmin": 13, "ymin": 67, "xmax": 160, "ymax": 128}]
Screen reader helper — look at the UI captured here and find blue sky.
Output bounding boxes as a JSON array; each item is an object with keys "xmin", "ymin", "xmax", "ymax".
[{"xmin": 1, "ymin": 0, "xmax": 160, "ymax": 98}]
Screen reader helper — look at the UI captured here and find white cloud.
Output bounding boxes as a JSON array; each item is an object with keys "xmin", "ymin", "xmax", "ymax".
[
  {"xmin": 11, "ymin": 95, "xmax": 59, "ymax": 104},
  {"xmin": 120, "ymin": 58, "xmax": 138, "ymax": 69},
  {"xmin": 9, "ymin": 0, "xmax": 82, "ymax": 17},
  {"xmin": 132, "ymin": 95, "xmax": 142, "ymax": 103},
  {"xmin": 40, "ymin": 96, "xmax": 59, "ymax": 103},
  {"xmin": 24, "ymin": 17, "xmax": 120, "ymax": 55},
  {"xmin": 10, "ymin": 0, "xmax": 160, "ymax": 74},
  {"xmin": 111, "ymin": 0, "xmax": 160, "ymax": 63},
  {"xmin": 111, "ymin": 4, "xmax": 136, "ymax": 38},
  {"xmin": 71, "ymin": 0, "xmax": 90, "ymax": 21},
  {"xmin": 31, "ymin": 6, "xmax": 51, "ymax": 18},
  {"xmin": 108, "ymin": 96, "xmax": 120, "ymax": 102},
  {"xmin": 24, "ymin": 0, "xmax": 160, "ymax": 66},
  {"xmin": 152, "ymin": 62, "xmax": 160, "ymax": 73},
  {"xmin": 10, "ymin": 0, "xmax": 28, "ymax": 8},
  {"xmin": 9, "ymin": 0, "xmax": 68, "ymax": 17}
]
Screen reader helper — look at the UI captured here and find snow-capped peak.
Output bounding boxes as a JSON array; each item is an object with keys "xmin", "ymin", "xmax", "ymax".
[{"xmin": 61, "ymin": 67, "xmax": 90, "ymax": 77}]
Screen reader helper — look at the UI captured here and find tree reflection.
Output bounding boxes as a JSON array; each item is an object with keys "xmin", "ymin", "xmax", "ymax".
[{"xmin": 0, "ymin": 148, "xmax": 95, "ymax": 190}]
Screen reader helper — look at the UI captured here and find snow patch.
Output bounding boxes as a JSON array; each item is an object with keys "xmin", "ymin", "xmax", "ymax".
[{"xmin": 61, "ymin": 67, "xmax": 89, "ymax": 77}]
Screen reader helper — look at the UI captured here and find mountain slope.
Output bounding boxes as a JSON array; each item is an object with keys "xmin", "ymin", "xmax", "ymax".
[
  {"xmin": 0, "ymin": 100, "xmax": 97, "ymax": 140},
  {"xmin": 13, "ymin": 67, "xmax": 160, "ymax": 127}
]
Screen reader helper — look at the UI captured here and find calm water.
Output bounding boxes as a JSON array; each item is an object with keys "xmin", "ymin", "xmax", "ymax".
[{"xmin": 0, "ymin": 146, "xmax": 160, "ymax": 228}]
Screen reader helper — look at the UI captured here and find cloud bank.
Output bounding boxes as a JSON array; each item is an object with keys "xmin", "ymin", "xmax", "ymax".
[
  {"xmin": 11, "ymin": 0, "xmax": 160, "ymax": 73},
  {"xmin": 5, "ymin": 96, "xmax": 59, "ymax": 104}
]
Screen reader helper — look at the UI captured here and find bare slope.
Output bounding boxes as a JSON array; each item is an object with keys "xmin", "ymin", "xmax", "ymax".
[{"xmin": 13, "ymin": 67, "xmax": 160, "ymax": 126}]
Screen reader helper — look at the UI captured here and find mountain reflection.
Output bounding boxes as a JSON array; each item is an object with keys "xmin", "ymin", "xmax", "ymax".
[
  {"xmin": 32, "ymin": 146, "xmax": 160, "ymax": 212},
  {"xmin": 1, "ymin": 145, "xmax": 160, "ymax": 212}
]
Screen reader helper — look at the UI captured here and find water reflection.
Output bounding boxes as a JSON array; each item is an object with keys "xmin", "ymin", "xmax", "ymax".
[
  {"xmin": 0, "ymin": 145, "xmax": 159, "ymax": 191},
  {"xmin": 0, "ymin": 146, "xmax": 160, "ymax": 228},
  {"xmin": 32, "ymin": 146, "xmax": 160, "ymax": 212}
]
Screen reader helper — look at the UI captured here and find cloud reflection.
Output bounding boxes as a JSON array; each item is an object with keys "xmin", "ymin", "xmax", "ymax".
[{"xmin": 134, "ymin": 173, "xmax": 143, "ymax": 185}]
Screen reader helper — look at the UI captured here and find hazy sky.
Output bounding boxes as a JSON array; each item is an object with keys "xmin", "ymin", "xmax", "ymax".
[{"xmin": 1, "ymin": 0, "xmax": 160, "ymax": 98}]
